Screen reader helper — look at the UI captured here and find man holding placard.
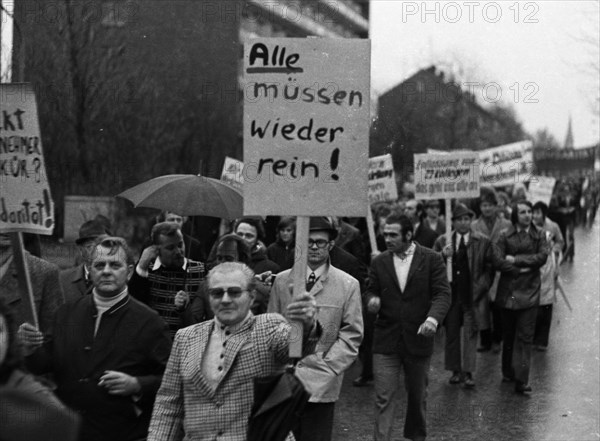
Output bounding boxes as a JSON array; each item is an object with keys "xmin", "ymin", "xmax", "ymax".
[
  {"xmin": 434, "ymin": 203, "xmax": 502, "ymax": 388},
  {"xmin": 268, "ymin": 217, "xmax": 363, "ymax": 441},
  {"xmin": 366, "ymin": 213, "xmax": 450, "ymax": 441}
]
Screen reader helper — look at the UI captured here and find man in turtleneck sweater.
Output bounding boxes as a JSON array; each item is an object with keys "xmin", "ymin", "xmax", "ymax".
[{"xmin": 26, "ymin": 237, "xmax": 172, "ymax": 441}]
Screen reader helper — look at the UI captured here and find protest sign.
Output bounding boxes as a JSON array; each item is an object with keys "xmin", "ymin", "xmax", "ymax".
[
  {"xmin": 527, "ymin": 175, "xmax": 556, "ymax": 206},
  {"xmin": 368, "ymin": 154, "xmax": 398, "ymax": 204},
  {"xmin": 479, "ymin": 140, "xmax": 533, "ymax": 187},
  {"xmin": 221, "ymin": 156, "xmax": 244, "ymax": 191},
  {"xmin": 1, "ymin": 83, "xmax": 55, "ymax": 234},
  {"xmin": 414, "ymin": 152, "xmax": 480, "ymax": 200},
  {"xmin": 243, "ymin": 38, "xmax": 370, "ymax": 357},
  {"xmin": 243, "ymin": 38, "xmax": 370, "ymax": 216},
  {"xmin": 414, "ymin": 152, "xmax": 480, "ymax": 282}
]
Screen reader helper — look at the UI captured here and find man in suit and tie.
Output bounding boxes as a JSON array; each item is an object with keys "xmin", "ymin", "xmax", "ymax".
[
  {"xmin": 434, "ymin": 203, "xmax": 501, "ymax": 388},
  {"xmin": 268, "ymin": 217, "xmax": 363, "ymax": 441},
  {"xmin": 59, "ymin": 219, "xmax": 111, "ymax": 302},
  {"xmin": 148, "ymin": 262, "xmax": 320, "ymax": 441},
  {"xmin": 366, "ymin": 213, "xmax": 451, "ymax": 441}
]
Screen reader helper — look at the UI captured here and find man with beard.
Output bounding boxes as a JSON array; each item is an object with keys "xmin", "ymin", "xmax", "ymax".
[{"xmin": 367, "ymin": 213, "xmax": 450, "ymax": 441}]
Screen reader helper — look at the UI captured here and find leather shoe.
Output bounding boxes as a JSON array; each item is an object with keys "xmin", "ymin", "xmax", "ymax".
[
  {"xmin": 463, "ymin": 373, "xmax": 475, "ymax": 389},
  {"xmin": 449, "ymin": 372, "xmax": 462, "ymax": 384},
  {"xmin": 502, "ymin": 376, "xmax": 515, "ymax": 383},
  {"xmin": 515, "ymin": 382, "xmax": 532, "ymax": 394},
  {"xmin": 353, "ymin": 375, "xmax": 373, "ymax": 387},
  {"xmin": 477, "ymin": 345, "xmax": 491, "ymax": 352}
]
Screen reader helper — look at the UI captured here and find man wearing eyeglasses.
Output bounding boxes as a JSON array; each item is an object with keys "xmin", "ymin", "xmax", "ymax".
[
  {"xmin": 148, "ymin": 261, "xmax": 320, "ymax": 441},
  {"xmin": 268, "ymin": 217, "xmax": 363, "ymax": 441}
]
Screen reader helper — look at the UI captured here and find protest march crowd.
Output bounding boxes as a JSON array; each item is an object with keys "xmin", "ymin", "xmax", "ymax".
[{"xmin": 1, "ymin": 174, "xmax": 599, "ymax": 441}]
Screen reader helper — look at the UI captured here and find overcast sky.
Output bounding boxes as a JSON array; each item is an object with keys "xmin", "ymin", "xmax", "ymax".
[{"xmin": 371, "ymin": 0, "xmax": 600, "ymax": 147}]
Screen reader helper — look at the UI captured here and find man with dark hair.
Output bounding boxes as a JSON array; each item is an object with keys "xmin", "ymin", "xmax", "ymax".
[
  {"xmin": 156, "ymin": 211, "xmax": 204, "ymax": 262},
  {"xmin": 26, "ymin": 236, "xmax": 172, "ymax": 441},
  {"xmin": 405, "ymin": 199, "xmax": 438, "ymax": 249},
  {"xmin": 268, "ymin": 217, "xmax": 363, "ymax": 441},
  {"xmin": 471, "ymin": 186, "xmax": 512, "ymax": 353},
  {"xmin": 149, "ymin": 262, "xmax": 320, "ymax": 441},
  {"xmin": 234, "ymin": 217, "xmax": 279, "ymax": 314},
  {"xmin": 129, "ymin": 222, "xmax": 205, "ymax": 337},
  {"xmin": 267, "ymin": 216, "xmax": 296, "ymax": 271},
  {"xmin": 366, "ymin": 213, "xmax": 450, "ymax": 441},
  {"xmin": 496, "ymin": 201, "xmax": 548, "ymax": 394}
]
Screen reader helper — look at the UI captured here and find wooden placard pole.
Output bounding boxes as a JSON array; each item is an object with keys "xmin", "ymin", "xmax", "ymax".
[
  {"xmin": 366, "ymin": 207, "xmax": 378, "ymax": 255},
  {"xmin": 9, "ymin": 232, "xmax": 39, "ymax": 328},
  {"xmin": 289, "ymin": 216, "xmax": 310, "ymax": 358},
  {"xmin": 445, "ymin": 198, "xmax": 453, "ymax": 283}
]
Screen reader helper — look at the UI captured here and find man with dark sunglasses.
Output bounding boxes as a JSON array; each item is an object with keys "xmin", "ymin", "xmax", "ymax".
[
  {"xmin": 268, "ymin": 217, "xmax": 363, "ymax": 441},
  {"xmin": 149, "ymin": 261, "xmax": 320, "ymax": 441}
]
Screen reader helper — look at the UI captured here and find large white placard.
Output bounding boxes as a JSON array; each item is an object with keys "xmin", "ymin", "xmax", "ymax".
[
  {"xmin": 368, "ymin": 154, "xmax": 398, "ymax": 204},
  {"xmin": 414, "ymin": 152, "xmax": 480, "ymax": 200},
  {"xmin": 1, "ymin": 83, "xmax": 55, "ymax": 234},
  {"xmin": 243, "ymin": 39, "xmax": 370, "ymax": 216}
]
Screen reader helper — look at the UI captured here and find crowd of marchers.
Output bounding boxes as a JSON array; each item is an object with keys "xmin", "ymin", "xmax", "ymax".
[{"xmin": 0, "ymin": 177, "xmax": 598, "ymax": 441}]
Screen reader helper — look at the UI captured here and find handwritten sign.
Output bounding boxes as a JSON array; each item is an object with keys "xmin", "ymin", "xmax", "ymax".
[
  {"xmin": 221, "ymin": 156, "xmax": 244, "ymax": 191},
  {"xmin": 527, "ymin": 176, "xmax": 556, "ymax": 206},
  {"xmin": 479, "ymin": 140, "xmax": 533, "ymax": 187},
  {"xmin": 0, "ymin": 83, "xmax": 54, "ymax": 234},
  {"xmin": 368, "ymin": 154, "xmax": 398, "ymax": 204},
  {"xmin": 242, "ymin": 39, "xmax": 370, "ymax": 216},
  {"xmin": 414, "ymin": 152, "xmax": 480, "ymax": 200}
]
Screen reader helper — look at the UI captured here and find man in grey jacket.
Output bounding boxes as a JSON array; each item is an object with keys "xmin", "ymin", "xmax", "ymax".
[{"xmin": 268, "ymin": 217, "xmax": 363, "ymax": 441}]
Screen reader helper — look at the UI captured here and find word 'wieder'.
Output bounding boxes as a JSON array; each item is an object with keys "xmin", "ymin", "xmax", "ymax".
[{"xmin": 250, "ymin": 118, "xmax": 343, "ymax": 143}]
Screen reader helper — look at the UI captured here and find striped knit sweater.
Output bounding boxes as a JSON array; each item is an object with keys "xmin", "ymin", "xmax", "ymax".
[{"xmin": 129, "ymin": 259, "xmax": 205, "ymax": 337}]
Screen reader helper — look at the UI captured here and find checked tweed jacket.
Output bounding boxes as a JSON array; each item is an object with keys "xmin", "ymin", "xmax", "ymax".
[{"xmin": 148, "ymin": 313, "xmax": 320, "ymax": 441}]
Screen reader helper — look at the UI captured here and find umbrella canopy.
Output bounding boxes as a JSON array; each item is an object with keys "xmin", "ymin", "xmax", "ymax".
[
  {"xmin": 117, "ymin": 174, "xmax": 243, "ymax": 220},
  {"xmin": 247, "ymin": 368, "xmax": 310, "ymax": 441}
]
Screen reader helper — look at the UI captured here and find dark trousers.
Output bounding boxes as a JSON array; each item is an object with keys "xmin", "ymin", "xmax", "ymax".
[
  {"xmin": 501, "ymin": 306, "xmax": 538, "ymax": 384},
  {"xmin": 444, "ymin": 302, "xmax": 477, "ymax": 373},
  {"xmin": 373, "ymin": 353, "xmax": 430, "ymax": 441},
  {"xmin": 293, "ymin": 402, "xmax": 335, "ymax": 441},
  {"xmin": 480, "ymin": 301, "xmax": 503, "ymax": 348},
  {"xmin": 359, "ymin": 311, "xmax": 376, "ymax": 378},
  {"xmin": 534, "ymin": 304, "xmax": 553, "ymax": 347}
]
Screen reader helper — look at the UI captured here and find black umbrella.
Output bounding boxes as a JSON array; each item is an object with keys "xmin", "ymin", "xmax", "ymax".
[{"xmin": 247, "ymin": 367, "xmax": 310, "ymax": 441}]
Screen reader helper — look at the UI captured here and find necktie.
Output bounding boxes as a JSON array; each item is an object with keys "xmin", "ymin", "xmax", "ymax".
[
  {"xmin": 459, "ymin": 235, "xmax": 466, "ymax": 252},
  {"xmin": 306, "ymin": 272, "xmax": 316, "ymax": 292}
]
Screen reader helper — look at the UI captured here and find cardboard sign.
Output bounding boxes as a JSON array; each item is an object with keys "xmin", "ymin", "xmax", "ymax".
[
  {"xmin": 527, "ymin": 175, "xmax": 556, "ymax": 206},
  {"xmin": 479, "ymin": 140, "xmax": 533, "ymax": 187},
  {"xmin": 368, "ymin": 154, "xmax": 398, "ymax": 204},
  {"xmin": 0, "ymin": 83, "xmax": 55, "ymax": 234},
  {"xmin": 414, "ymin": 152, "xmax": 480, "ymax": 200},
  {"xmin": 221, "ymin": 156, "xmax": 244, "ymax": 191},
  {"xmin": 242, "ymin": 39, "xmax": 370, "ymax": 216}
]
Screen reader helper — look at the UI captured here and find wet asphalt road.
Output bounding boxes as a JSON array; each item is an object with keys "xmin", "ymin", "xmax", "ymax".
[{"xmin": 332, "ymin": 220, "xmax": 600, "ymax": 441}]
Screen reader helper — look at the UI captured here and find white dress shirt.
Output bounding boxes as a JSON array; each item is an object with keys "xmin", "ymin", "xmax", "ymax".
[
  {"xmin": 455, "ymin": 232, "xmax": 470, "ymax": 251},
  {"xmin": 392, "ymin": 242, "xmax": 416, "ymax": 292}
]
